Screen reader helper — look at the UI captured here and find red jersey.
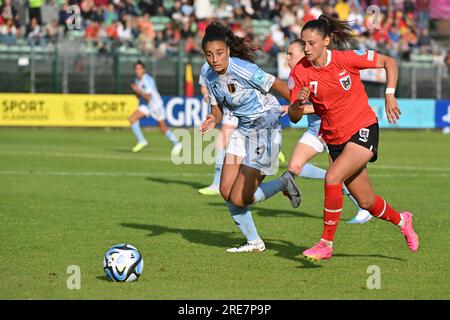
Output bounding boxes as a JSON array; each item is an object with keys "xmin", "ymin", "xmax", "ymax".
[{"xmin": 289, "ymin": 49, "xmax": 379, "ymax": 145}]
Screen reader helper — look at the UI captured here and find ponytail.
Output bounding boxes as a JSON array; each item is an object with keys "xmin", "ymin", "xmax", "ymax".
[
  {"xmin": 302, "ymin": 14, "xmax": 357, "ymax": 50},
  {"xmin": 202, "ymin": 21, "xmax": 256, "ymax": 63}
]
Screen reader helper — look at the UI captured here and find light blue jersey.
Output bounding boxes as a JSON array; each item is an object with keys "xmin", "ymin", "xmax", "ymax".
[
  {"xmin": 204, "ymin": 57, "xmax": 281, "ymax": 134},
  {"xmin": 307, "ymin": 114, "xmax": 321, "ymax": 136},
  {"xmin": 199, "ymin": 62, "xmax": 209, "ymax": 87},
  {"xmin": 135, "ymin": 73, "xmax": 163, "ymax": 109}
]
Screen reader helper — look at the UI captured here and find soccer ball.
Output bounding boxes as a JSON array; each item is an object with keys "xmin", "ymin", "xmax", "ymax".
[{"xmin": 103, "ymin": 243, "xmax": 144, "ymax": 282}]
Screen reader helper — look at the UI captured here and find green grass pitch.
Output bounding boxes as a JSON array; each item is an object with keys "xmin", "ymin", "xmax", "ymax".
[{"xmin": 0, "ymin": 127, "xmax": 449, "ymax": 299}]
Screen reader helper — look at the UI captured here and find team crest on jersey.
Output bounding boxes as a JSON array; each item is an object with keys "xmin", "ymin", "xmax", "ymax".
[
  {"xmin": 227, "ymin": 83, "xmax": 236, "ymax": 94},
  {"xmin": 288, "ymin": 76, "xmax": 295, "ymax": 90},
  {"xmin": 339, "ymin": 70, "xmax": 351, "ymax": 91}
]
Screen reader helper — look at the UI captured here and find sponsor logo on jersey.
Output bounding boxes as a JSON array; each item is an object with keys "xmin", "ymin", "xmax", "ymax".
[
  {"xmin": 368, "ymin": 50, "xmax": 375, "ymax": 61},
  {"xmin": 359, "ymin": 128, "xmax": 370, "ymax": 143}
]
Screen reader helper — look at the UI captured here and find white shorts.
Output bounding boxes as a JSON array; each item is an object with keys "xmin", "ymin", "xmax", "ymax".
[
  {"xmin": 226, "ymin": 127, "xmax": 281, "ymax": 176},
  {"xmin": 138, "ymin": 104, "xmax": 166, "ymax": 121},
  {"xmin": 298, "ymin": 131, "xmax": 327, "ymax": 153},
  {"xmin": 222, "ymin": 108, "xmax": 238, "ymax": 127}
]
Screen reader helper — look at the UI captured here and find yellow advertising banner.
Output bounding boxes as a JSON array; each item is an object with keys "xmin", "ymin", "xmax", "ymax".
[{"xmin": 0, "ymin": 94, "xmax": 138, "ymax": 127}]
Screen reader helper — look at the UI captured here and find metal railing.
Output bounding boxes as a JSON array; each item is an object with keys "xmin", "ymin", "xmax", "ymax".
[{"xmin": 0, "ymin": 41, "xmax": 448, "ymax": 99}]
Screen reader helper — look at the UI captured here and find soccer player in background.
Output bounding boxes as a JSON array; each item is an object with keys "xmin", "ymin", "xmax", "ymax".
[
  {"xmin": 198, "ymin": 61, "xmax": 288, "ymax": 196},
  {"xmin": 289, "ymin": 15, "xmax": 419, "ymax": 261},
  {"xmin": 129, "ymin": 60, "xmax": 182, "ymax": 156},
  {"xmin": 286, "ymin": 39, "xmax": 372, "ymax": 224},
  {"xmin": 199, "ymin": 22, "xmax": 301, "ymax": 253}
]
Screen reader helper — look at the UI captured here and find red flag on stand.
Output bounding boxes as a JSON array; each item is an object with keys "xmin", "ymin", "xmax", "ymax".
[{"xmin": 185, "ymin": 63, "xmax": 194, "ymax": 97}]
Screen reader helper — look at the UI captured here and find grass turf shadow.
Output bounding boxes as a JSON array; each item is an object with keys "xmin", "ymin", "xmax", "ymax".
[
  {"xmin": 146, "ymin": 176, "xmax": 205, "ymax": 190},
  {"xmin": 120, "ymin": 223, "xmax": 321, "ymax": 269}
]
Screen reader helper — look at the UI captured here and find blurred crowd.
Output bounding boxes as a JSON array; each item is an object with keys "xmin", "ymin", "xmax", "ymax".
[{"xmin": 0, "ymin": 0, "xmax": 447, "ymax": 64}]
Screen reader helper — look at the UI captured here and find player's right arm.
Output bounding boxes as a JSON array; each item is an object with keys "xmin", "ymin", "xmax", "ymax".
[
  {"xmin": 200, "ymin": 85, "xmax": 209, "ymax": 104},
  {"xmin": 200, "ymin": 78, "xmax": 223, "ymax": 134},
  {"xmin": 200, "ymin": 104, "xmax": 223, "ymax": 134},
  {"xmin": 131, "ymin": 83, "xmax": 151, "ymax": 101},
  {"xmin": 288, "ymin": 66, "xmax": 310, "ymax": 123}
]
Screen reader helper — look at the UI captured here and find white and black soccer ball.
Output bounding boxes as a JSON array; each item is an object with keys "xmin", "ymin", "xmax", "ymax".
[{"xmin": 103, "ymin": 243, "xmax": 144, "ymax": 282}]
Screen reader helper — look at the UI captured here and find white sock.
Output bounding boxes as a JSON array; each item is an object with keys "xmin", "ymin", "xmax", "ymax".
[
  {"xmin": 397, "ymin": 213, "xmax": 405, "ymax": 228},
  {"xmin": 320, "ymin": 239, "xmax": 333, "ymax": 247}
]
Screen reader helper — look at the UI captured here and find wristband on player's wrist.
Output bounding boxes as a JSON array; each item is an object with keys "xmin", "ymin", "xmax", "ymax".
[{"xmin": 385, "ymin": 87, "xmax": 396, "ymax": 95}]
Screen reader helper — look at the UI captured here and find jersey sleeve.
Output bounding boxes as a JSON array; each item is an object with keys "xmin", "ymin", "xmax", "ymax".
[
  {"xmin": 198, "ymin": 73, "xmax": 205, "ymax": 86},
  {"xmin": 204, "ymin": 78, "xmax": 217, "ymax": 106},
  {"xmin": 288, "ymin": 64, "xmax": 307, "ymax": 103},
  {"xmin": 142, "ymin": 75, "xmax": 155, "ymax": 95},
  {"xmin": 341, "ymin": 50, "xmax": 378, "ymax": 71},
  {"xmin": 199, "ymin": 63, "xmax": 209, "ymax": 86},
  {"xmin": 233, "ymin": 60, "xmax": 275, "ymax": 94}
]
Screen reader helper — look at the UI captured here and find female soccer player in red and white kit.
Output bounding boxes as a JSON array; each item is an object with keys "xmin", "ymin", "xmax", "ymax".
[{"xmin": 288, "ymin": 15, "xmax": 419, "ymax": 261}]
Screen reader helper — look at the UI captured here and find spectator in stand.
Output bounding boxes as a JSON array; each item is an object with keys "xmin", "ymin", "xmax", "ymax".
[
  {"xmin": 399, "ymin": 27, "xmax": 417, "ymax": 61},
  {"xmin": 44, "ymin": 18, "xmax": 61, "ymax": 45},
  {"xmin": 417, "ymin": 27, "xmax": 432, "ymax": 53},
  {"xmin": 29, "ymin": 0, "xmax": 43, "ymax": 25},
  {"xmin": 0, "ymin": 17, "xmax": 17, "ymax": 45},
  {"xmin": 335, "ymin": 0, "xmax": 350, "ymax": 21},
  {"xmin": 415, "ymin": 0, "xmax": 429, "ymax": 29},
  {"xmin": 117, "ymin": 14, "xmax": 133, "ymax": 49},
  {"xmin": 1, "ymin": 0, "xmax": 20, "ymax": 28},
  {"xmin": 27, "ymin": 17, "xmax": 45, "ymax": 47}
]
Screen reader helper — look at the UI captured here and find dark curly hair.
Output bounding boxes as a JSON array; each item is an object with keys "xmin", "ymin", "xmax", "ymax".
[{"xmin": 201, "ymin": 21, "xmax": 256, "ymax": 63}]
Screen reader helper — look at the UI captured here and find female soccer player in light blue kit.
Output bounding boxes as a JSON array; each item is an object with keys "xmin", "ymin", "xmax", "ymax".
[
  {"xmin": 198, "ymin": 62, "xmax": 239, "ymax": 195},
  {"xmin": 199, "ymin": 22, "xmax": 301, "ymax": 253},
  {"xmin": 286, "ymin": 40, "xmax": 372, "ymax": 224},
  {"xmin": 198, "ymin": 62, "xmax": 288, "ymax": 196},
  {"xmin": 129, "ymin": 60, "xmax": 182, "ymax": 156}
]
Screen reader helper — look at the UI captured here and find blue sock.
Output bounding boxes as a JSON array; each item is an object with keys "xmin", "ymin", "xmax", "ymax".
[
  {"xmin": 342, "ymin": 185, "xmax": 363, "ymax": 210},
  {"xmin": 225, "ymin": 201, "xmax": 259, "ymax": 241},
  {"xmin": 165, "ymin": 130, "xmax": 179, "ymax": 145},
  {"xmin": 253, "ymin": 178, "xmax": 286, "ymax": 204},
  {"xmin": 131, "ymin": 122, "xmax": 146, "ymax": 143},
  {"xmin": 211, "ymin": 148, "xmax": 225, "ymax": 188},
  {"xmin": 299, "ymin": 163, "xmax": 326, "ymax": 179}
]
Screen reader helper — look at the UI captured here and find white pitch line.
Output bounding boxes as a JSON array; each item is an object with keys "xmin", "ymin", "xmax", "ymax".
[
  {"xmin": 1, "ymin": 150, "xmax": 450, "ymax": 173},
  {"xmin": 0, "ymin": 170, "xmax": 213, "ymax": 177},
  {"xmin": 0, "ymin": 170, "xmax": 448, "ymax": 178},
  {"xmin": 0, "ymin": 150, "xmax": 171, "ymax": 162}
]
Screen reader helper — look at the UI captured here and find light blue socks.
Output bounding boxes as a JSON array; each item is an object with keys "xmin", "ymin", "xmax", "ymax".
[
  {"xmin": 131, "ymin": 122, "xmax": 146, "ymax": 143},
  {"xmin": 212, "ymin": 148, "xmax": 226, "ymax": 188},
  {"xmin": 299, "ymin": 163, "xmax": 326, "ymax": 179},
  {"xmin": 253, "ymin": 178, "xmax": 286, "ymax": 204},
  {"xmin": 165, "ymin": 130, "xmax": 179, "ymax": 145},
  {"xmin": 225, "ymin": 201, "xmax": 259, "ymax": 241}
]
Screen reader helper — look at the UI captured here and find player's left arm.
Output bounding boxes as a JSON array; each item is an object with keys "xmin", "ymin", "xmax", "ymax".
[
  {"xmin": 131, "ymin": 83, "xmax": 151, "ymax": 102},
  {"xmin": 270, "ymin": 77, "xmax": 291, "ymax": 102},
  {"xmin": 376, "ymin": 54, "xmax": 401, "ymax": 125}
]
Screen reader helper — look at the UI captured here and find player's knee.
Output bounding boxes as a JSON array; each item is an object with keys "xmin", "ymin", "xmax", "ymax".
[
  {"xmin": 325, "ymin": 170, "xmax": 343, "ymax": 185},
  {"xmin": 229, "ymin": 194, "xmax": 246, "ymax": 207},
  {"xmin": 288, "ymin": 163, "xmax": 302, "ymax": 176},
  {"xmin": 358, "ymin": 196, "xmax": 375, "ymax": 210}
]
